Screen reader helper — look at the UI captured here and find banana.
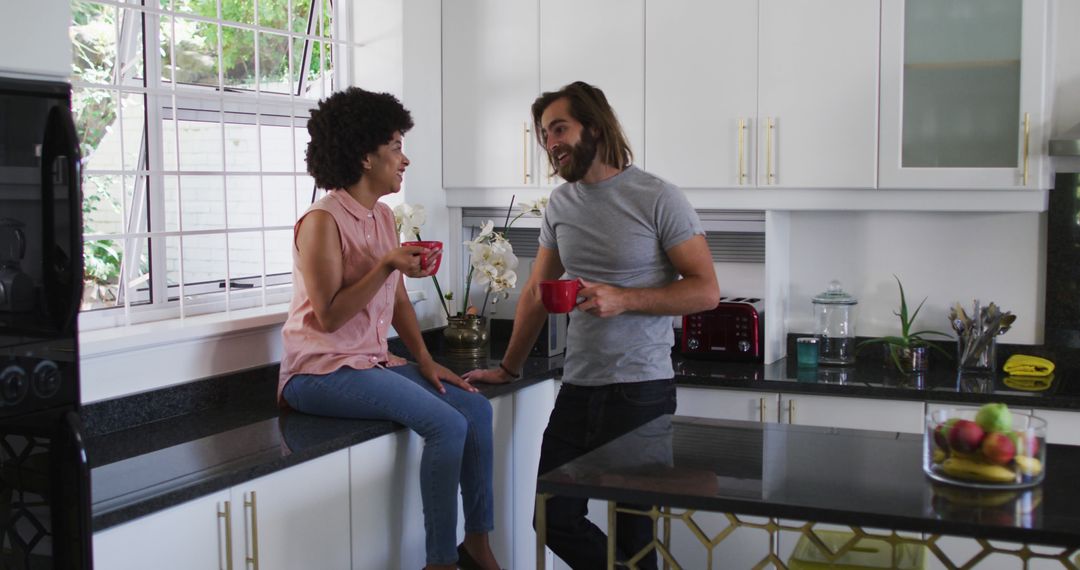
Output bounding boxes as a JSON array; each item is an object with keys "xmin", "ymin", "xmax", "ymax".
[
  {"xmin": 932, "ymin": 448, "xmax": 946, "ymax": 464},
  {"xmin": 942, "ymin": 456, "xmax": 1017, "ymax": 483},
  {"xmin": 1014, "ymin": 455, "xmax": 1043, "ymax": 477}
]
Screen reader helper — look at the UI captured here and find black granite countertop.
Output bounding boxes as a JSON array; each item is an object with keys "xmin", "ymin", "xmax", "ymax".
[
  {"xmin": 86, "ymin": 351, "xmax": 562, "ymax": 532},
  {"xmin": 85, "ymin": 332, "xmax": 1080, "ymax": 532},
  {"xmin": 538, "ymin": 415, "xmax": 1080, "ymax": 547}
]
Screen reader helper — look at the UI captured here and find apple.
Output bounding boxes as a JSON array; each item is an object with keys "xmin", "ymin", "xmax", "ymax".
[
  {"xmin": 975, "ymin": 403, "xmax": 1013, "ymax": 433},
  {"xmin": 933, "ymin": 418, "xmax": 959, "ymax": 450},
  {"xmin": 948, "ymin": 419, "xmax": 985, "ymax": 454},
  {"xmin": 980, "ymin": 432, "xmax": 1017, "ymax": 465}
]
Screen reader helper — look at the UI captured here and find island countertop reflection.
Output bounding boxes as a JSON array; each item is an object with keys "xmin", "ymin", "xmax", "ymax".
[{"xmin": 537, "ymin": 415, "xmax": 1080, "ymax": 548}]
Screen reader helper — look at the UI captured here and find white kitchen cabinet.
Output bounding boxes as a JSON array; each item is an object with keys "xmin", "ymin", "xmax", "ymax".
[
  {"xmin": 0, "ymin": 0, "xmax": 71, "ymax": 80},
  {"xmin": 93, "ymin": 449, "xmax": 352, "ymax": 570},
  {"xmin": 757, "ymin": 0, "xmax": 879, "ymax": 189},
  {"xmin": 93, "ymin": 490, "xmax": 232, "ymax": 570},
  {"xmin": 442, "ymin": 0, "xmax": 540, "ymax": 190},
  {"xmin": 1030, "ymin": 407, "xmax": 1080, "ymax": 446},
  {"xmin": 782, "ymin": 393, "xmax": 926, "ymax": 433},
  {"xmin": 644, "ymin": 0, "xmax": 878, "ymax": 190},
  {"xmin": 878, "ymin": 0, "xmax": 1050, "ymax": 190},
  {"xmin": 644, "ymin": 0, "xmax": 758, "ymax": 188},
  {"xmin": 677, "ymin": 386, "xmax": 778, "ymax": 423},
  {"xmin": 230, "ymin": 449, "xmax": 351, "ymax": 570},
  {"xmin": 538, "ymin": 0, "xmax": 645, "ymax": 169}
]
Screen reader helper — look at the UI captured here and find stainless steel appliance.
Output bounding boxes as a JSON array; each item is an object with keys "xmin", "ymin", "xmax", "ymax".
[
  {"xmin": 0, "ymin": 77, "xmax": 91, "ymax": 569},
  {"xmin": 680, "ymin": 297, "xmax": 763, "ymax": 361}
]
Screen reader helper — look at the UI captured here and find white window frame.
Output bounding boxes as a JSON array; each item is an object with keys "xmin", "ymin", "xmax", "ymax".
[{"xmin": 75, "ymin": 0, "xmax": 355, "ymax": 331}]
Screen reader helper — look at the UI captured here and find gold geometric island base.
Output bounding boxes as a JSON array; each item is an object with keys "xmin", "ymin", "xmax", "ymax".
[{"xmin": 534, "ymin": 494, "xmax": 1080, "ymax": 570}]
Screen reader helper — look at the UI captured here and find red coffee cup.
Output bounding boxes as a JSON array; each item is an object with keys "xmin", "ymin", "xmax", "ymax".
[
  {"xmin": 402, "ymin": 240, "xmax": 443, "ymax": 275},
  {"xmin": 540, "ymin": 279, "xmax": 583, "ymax": 313}
]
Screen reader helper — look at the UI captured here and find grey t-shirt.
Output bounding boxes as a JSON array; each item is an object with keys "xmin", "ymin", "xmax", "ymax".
[{"xmin": 539, "ymin": 165, "xmax": 704, "ymax": 386}]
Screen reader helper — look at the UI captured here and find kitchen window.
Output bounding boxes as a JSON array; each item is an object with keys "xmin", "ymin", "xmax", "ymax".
[{"xmin": 72, "ymin": 0, "xmax": 364, "ymax": 329}]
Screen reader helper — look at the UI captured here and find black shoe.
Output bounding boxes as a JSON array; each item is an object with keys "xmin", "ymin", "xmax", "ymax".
[{"xmin": 456, "ymin": 543, "xmax": 483, "ymax": 570}]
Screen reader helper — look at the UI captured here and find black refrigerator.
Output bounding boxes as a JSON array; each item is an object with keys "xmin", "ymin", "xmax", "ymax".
[
  {"xmin": 0, "ymin": 77, "xmax": 92, "ymax": 568},
  {"xmin": 1046, "ymin": 172, "xmax": 1080, "ymax": 349}
]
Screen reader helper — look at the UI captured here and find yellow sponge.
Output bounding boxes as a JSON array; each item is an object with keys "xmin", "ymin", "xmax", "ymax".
[{"xmin": 1002, "ymin": 354, "xmax": 1055, "ymax": 377}]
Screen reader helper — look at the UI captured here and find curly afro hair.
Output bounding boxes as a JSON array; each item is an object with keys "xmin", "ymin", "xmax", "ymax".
[{"xmin": 305, "ymin": 87, "xmax": 414, "ymax": 190}]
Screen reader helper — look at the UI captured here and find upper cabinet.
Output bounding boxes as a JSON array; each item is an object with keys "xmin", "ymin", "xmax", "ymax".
[
  {"xmin": 878, "ymin": 0, "xmax": 1050, "ymax": 189},
  {"xmin": 539, "ymin": 0, "xmax": 646, "ymax": 164},
  {"xmin": 442, "ymin": 0, "xmax": 540, "ymax": 189},
  {"xmin": 645, "ymin": 0, "xmax": 879, "ymax": 189}
]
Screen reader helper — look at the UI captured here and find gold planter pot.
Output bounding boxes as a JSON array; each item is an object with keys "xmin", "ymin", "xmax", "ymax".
[{"xmin": 443, "ymin": 315, "xmax": 489, "ymax": 358}]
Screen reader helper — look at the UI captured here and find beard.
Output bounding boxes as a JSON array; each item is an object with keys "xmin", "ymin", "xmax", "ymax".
[{"xmin": 553, "ymin": 128, "xmax": 597, "ymax": 183}]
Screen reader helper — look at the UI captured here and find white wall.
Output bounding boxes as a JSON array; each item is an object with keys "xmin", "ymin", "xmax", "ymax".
[{"xmin": 784, "ymin": 211, "xmax": 1044, "ymax": 344}]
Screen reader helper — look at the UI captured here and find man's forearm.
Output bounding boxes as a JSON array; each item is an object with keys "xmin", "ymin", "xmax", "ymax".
[{"xmin": 623, "ymin": 275, "xmax": 719, "ymax": 316}]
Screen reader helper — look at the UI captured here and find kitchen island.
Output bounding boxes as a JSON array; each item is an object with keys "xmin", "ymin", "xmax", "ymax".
[{"xmin": 536, "ymin": 414, "xmax": 1080, "ymax": 569}]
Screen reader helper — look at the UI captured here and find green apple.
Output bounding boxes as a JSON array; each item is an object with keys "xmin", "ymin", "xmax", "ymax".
[{"xmin": 975, "ymin": 403, "xmax": 1012, "ymax": 433}]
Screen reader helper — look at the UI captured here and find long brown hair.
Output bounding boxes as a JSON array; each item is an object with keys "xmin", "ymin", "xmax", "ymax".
[{"xmin": 531, "ymin": 81, "xmax": 633, "ymax": 171}]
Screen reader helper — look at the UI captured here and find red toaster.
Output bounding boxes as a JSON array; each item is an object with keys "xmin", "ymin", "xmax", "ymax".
[{"xmin": 680, "ymin": 297, "xmax": 764, "ymax": 361}]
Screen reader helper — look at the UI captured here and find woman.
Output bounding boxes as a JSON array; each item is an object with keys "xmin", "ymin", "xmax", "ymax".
[{"xmin": 278, "ymin": 87, "xmax": 501, "ymax": 570}]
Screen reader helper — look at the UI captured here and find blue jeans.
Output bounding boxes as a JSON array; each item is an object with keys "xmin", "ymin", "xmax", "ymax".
[
  {"xmin": 536, "ymin": 378, "xmax": 677, "ymax": 570},
  {"xmin": 283, "ymin": 363, "xmax": 494, "ymax": 566}
]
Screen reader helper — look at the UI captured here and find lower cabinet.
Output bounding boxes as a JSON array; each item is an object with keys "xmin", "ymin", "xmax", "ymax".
[
  {"xmin": 94, "ymin": 490, "xmax": 232, "ymax": 570},
  {"xmin": 93, "ymin": 449, "xmax": 351, "ymax": 570}
]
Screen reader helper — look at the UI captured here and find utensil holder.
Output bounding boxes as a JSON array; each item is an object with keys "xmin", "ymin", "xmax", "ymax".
[{"xmin": 957, "ymin": 333, "xmax": 996, "ymax": 372}]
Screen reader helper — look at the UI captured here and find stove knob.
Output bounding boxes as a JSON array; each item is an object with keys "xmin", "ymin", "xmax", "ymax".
[
  {"xmin": 1, "ymin": 365, "xmax": 28, "ymax": 406},
  {"xmin": 687, "ymin": 338, "xmax": 700, "ymax": 350},
  {"xmin": 738, "ymin": 340, "xmax": 751, "ymax": 353},
  {"xmin": 32, "ymin": 361, "xmax": 61, "ymax": 399}
]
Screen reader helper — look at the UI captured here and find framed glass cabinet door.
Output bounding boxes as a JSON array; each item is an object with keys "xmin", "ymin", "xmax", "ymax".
[{"xmin": 879, "ymin": 0, "xmax": 1049, "ymax": 189}]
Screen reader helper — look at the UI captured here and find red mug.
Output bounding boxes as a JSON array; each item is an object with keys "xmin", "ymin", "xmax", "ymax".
[
  {"xmin": 540, "ymin": 279, "xmax": 583, "ymax": 313},
  {"xmin": 402, "ymin": 240, "xmax": 443, "ymax": 275}
]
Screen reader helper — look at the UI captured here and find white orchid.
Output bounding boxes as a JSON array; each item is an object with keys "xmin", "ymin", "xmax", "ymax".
[
  {"xmin": 392, "ymin": 203, "xmax": 426, "ymax": 240},
  {"xmin": 391, "ymin": 195, "xmax": 547, "ymax": 318}
]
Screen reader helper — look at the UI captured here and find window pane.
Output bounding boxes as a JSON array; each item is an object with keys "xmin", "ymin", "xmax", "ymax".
[
  {"xmin": 263, "ymin": 176, "xmax": 297, "ymax": 226},
  {"xmin": 296, "ymin": 175, "xmax": 318, "ymax": 213},
  {"xmin": 265, "ymin": 229, "xmax": 293, "ymax": 275},
  {"xmin": 221, "ymin": 0, "xmax": 256, "ymax": 26},
  {"xmin": 73, "ymin": 88, "xmax": 118, "ymax": 164},
  {"xmin": 123, "ymin": 237, "xmax": 152, "ymax": 306},
  {"xmin": 293, "ymin": 126, "xmax": 310, "ymax": 173},
  {"xmin": 177, "ymin": 234, "xmax": 227, "ymax": 287},
  {"xmin": 228, "ymin": 231, "xmax": 263, "ymax": 280},
  {"xmin": 118, "ymin": 8, "xmax": 145, "ymax": 81},
  {"xmin": 119, "ymin": 92, "xmax": 146, "ymax": 171},
  {"xmin": 261, "ymin": 124, "xmax": 299, "ymax": 172},
  {"xmin": 258, "ymin": 31, "xmax": 294, "ymax": 94},
  {"xmin": 163, "ymin": 175, "xmax": 180, "ymax": 232},
  {"xmin": 226, "ymin": 176, "xmax": 262, "ymax": 229},
  {"xmin": 179, "ymin": 176, "xmax": 226, "ymax": 230},
  {"xmin": 72, "ymin": 1, "xmax": 116, "ymax": 83},
  {"xmin": 221, "ymin": 25, "xmax": 256, "ymax": 90},
  {"xmin": 161, "ymin": 16, "xmax": 219, "ymax": 88},
  {"xmin": 223, "ymin": 123, "xmax": 259, "ymax": 171},
  {"xmin": 258, "ymin": 0, "xmax": 314, "ymax": 34},
  {"xmin": 163, "ymin": 118, "xmax": 225, "ymax": 172},
  {"xmin": 82, "ymin": 238, "xmax": 122, "ymax": 310},
  {"xmin": 295, "ymin": 40, "xmax": 333, "ymax": 99},
  {"xmin": 82, "ymin": 174, "xmax": 121, "ymax": 238}
]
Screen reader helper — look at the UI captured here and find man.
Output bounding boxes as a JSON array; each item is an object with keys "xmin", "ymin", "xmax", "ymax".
[{"xmin": 464, "ymin": 81, "xmax": 719, "ymax": 569}]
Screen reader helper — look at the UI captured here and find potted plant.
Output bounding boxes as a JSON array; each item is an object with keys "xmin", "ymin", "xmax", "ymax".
[{"xmin": 857, "ymin": 275, "xmax": 952, "ymax": 373}]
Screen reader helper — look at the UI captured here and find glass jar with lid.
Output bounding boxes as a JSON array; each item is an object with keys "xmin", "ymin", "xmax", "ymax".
[{"xmin": 812, "ymin": 280, "xmax": 858, "ymax": 365}]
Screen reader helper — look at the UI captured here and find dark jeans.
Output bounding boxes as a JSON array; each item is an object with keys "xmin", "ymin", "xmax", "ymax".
[{"xmin": 536, "ymin": 378, "xmax": 677, "ymax": 570}]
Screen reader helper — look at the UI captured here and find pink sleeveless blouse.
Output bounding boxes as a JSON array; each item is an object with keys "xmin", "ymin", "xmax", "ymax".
[{"xmin": 277, "ymin": 190, "xmax": 400, "ymax": 407}]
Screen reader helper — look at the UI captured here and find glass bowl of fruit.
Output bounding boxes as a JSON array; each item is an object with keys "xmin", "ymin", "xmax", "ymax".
[{"xmin": 924, "ymin": 403, "xmax": 1046, "ymax": 489}]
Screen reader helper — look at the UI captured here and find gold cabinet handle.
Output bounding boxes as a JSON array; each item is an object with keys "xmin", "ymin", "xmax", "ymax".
[
  {"xmin": 1022, "ymin": 112, "xmax": 1030, "ymax": 186},
  {"xmin": 758, "ymin": 397, "xmax": 766, "ymax": 422},
  {"xmin": 787, "ymin": 399, "xmax": 795, "ymax": 424},
  {"xmin": 218, "ymin": 501, "xmax": 234, "ymax": 570},
  {"xmin": 523, "ymin": 122, "xmax": 532, "ymax": 184},
  {"xmin": 244, "ymin": 492, "xmax": 260, "ymax": 570},
  {"xmin": 766, "ymin": 117, "xmax": 776, "ymax": 185},
  {"xmin": 738, "ymin": 118, "xmax": 748, "ymax": 185}
]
